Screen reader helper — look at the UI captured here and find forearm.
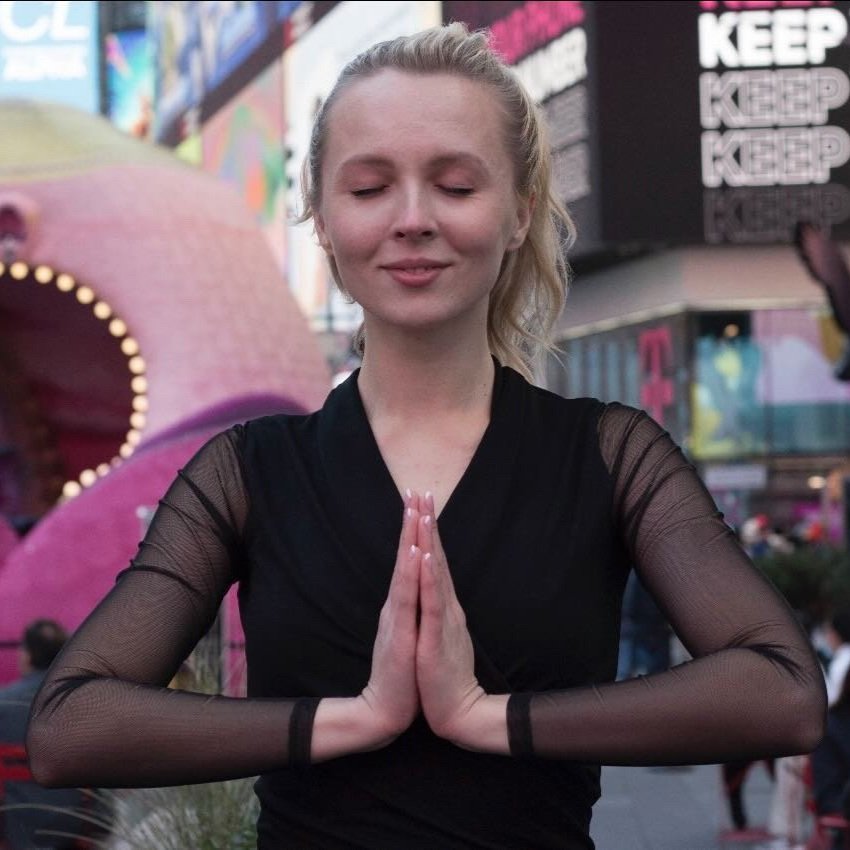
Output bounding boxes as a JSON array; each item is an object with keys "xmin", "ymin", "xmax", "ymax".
[
  {"xmin": 505, "ymin": 647, "xmax": 824, "ymax": 765},
  {"xmin": 27, "ymin": 678, "xmax": 385, "ymax": 787}
]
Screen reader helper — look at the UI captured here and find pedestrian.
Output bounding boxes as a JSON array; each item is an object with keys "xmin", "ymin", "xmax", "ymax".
[
  {"xmin": 812, "ymin": 664, "xmax": 850, "ymax": 849},
  {"xmin": 26, "ymin": 23, "xmax": 825, "ymax": 849},
  {"xmin": 824, "ymin": 609, "xmax": 850, "ymax": 707},
  {"xmin": 617, "ymin": 570, "xmax": 671, "ymax": 680},
  {"xmin": 720, "ymin": 759, "xmax": 774, "ymax": 841},
  {"xmin": 0, "ymin": 620, "xmax": 104, "ymax": 849}
]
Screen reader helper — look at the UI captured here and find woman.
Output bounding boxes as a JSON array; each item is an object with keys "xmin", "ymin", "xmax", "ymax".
[{"xmin": 27, "ymin": 23, "xmax": 825, "ymax": 849}]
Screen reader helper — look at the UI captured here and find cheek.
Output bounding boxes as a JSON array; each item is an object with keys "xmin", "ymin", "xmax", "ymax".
[
  {"xmin": 444, "ymin": 202, "xmax": 518, "ymax": 260},
  {"xmin": 324, "ymin": 213, "xmax": 384, "ymax": 264}
]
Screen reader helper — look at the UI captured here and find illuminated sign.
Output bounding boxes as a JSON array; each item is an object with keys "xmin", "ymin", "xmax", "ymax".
[
  {"xmin": 0, "ymin": 0, "xmax": 99, "ymax": 112},
  {"xmin": 150, "ymin": 1, "xmax": 283, "ymax": 145},
  {"xmin": 106, "ymin": 29, "xmax": 154, "ymax": 137},
  {"xmin": 699, "ymin": 1, "xmax": 850, "ymax": 243}
]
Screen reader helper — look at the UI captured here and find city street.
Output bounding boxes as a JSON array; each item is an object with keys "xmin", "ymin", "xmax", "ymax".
[{"xmin": 591, "ymin": 763, "xmax": 800, "ymax": 850}]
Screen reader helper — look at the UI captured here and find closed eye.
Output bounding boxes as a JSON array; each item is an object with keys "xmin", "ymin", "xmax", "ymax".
[
  {"xmin": 351, "ymin": 186, "xmax": 385, "ymax": 197},
  {"xmin": 441, "ymin": 186, "xmax": 474, "ymax": 196}
]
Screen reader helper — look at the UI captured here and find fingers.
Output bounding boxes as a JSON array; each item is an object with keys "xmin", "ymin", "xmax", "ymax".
[
  {"xmin": 395, "ymin": 496, "xmax": 419, "ymax": 564},
  {"xmin": 394, "ymin": 541, "xmax": 421, "ymax": 615},
  {"xmin": 418, "ymin": 494, "xmax": 455, "ymax": 610},
  {"xmin": 389, "ymin": 496, "xmax": 421, "ymax": 604}
]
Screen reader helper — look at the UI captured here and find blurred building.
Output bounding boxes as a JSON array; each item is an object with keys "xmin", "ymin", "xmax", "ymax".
[
  {"xmin": 3, "ymin": 1, "xmax": 849, "ymax": 553},
  {"xmin": 105, "ymin": 0, "xmax": 850, "ymax": 536}
]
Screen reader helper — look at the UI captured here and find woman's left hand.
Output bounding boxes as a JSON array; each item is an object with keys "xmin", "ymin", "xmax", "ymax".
[{"xmin": 415, "ymin": 493, "xmax": 509, "ymax": 753}]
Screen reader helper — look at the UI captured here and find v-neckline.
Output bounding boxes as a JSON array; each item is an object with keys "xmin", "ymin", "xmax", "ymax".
[
  {"xmin": 315, "ymin": 358, "xmax": 526, "ymax": 593},
  {"xmin": 348, "ymin": 361, "xmax": 501, "ymax": 524}
]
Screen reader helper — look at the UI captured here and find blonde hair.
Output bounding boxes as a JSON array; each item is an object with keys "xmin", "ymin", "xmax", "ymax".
[{"xmin": 298, "ymin": 22, "xmax": 575, "ymax": 379}]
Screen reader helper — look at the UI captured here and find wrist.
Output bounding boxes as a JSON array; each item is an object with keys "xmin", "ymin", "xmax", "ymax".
[
  {"xmin": 444, "ymin": 693, "xmax": 510, "ymax": 755},
  {"xmin": 310, "ymin": 696, "xmax": 402, "ymax": 763}
]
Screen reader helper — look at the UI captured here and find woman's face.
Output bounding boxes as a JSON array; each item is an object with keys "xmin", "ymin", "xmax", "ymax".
[{"xmin": 315, "ymin": 70, "xmax": 532, "ymax": 338}]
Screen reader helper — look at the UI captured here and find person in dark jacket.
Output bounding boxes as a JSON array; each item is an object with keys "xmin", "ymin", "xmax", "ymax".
[{"xmin": 0, "ymin": 620, "xmax": 102, "ymax": 849}]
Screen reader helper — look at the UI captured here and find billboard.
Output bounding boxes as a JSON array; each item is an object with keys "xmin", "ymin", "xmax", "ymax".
[
  {"xmin": 149, "ymin": 1, "xmax": 300, "ymax": 146},
  {"xmin": 699, "ymin": 0, "xmax": 850, "ymax": 244},
  {"xmin": 594, "ymin": 1, "xmax": 850, "ymax": 249},
  {"xmin": 0, "ymin": 0, "xmax": 99, "ymax": 112},
  {"xmin": 105, "ymin": 28, "xmax": 154, "ymax": 138},
  {"xmin": 201, "ymin": 59, "xmax": 286, "ymax": 272}
]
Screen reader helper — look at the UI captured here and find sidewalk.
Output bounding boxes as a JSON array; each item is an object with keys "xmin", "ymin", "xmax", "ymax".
[{"xmin": 590, "ymin": 763, "xmax": 803, "ymax": 850}]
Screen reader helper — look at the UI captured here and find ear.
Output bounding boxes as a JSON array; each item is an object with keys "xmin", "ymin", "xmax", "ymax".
[
  {"xmin": 507, "ymin": 193, "xmax": 535, "ymax": 252},
  {"xmin": 314, "ymin": 212, "xmax": 332, "ymax": 254}
]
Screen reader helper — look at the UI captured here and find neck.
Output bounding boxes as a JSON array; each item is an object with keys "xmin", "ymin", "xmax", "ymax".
[{"xmin": 357, "ymin": 319, "xmax": 495, "ymax": 420}]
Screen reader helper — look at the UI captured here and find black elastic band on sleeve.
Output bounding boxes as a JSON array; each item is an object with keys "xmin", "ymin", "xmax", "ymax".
[
  {"xmin": 288, "ymin": 697, "xmax": 321, "ymax": 767},
  {"xmin": 507, "ymin": 692, "xmax": 534, "ymax": 758}
]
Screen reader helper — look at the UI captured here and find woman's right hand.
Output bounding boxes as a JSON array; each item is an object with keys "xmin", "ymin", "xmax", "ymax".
[
  {"xmin": 311, "ymin": 494, "xmax": 421, "ymax": 760},
  {"xmin": 360, "ymin": 492, "xmax": 422, "ymax": 737}
]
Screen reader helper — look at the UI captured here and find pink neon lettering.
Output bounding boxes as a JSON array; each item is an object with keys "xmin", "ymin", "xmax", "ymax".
[
  {"xmin": 489, "ymin": 1, "xmax": 585, "ymax": 65},
  {"xmin": 638, "ymin": 327, "xmax": 674, "ymax": 426}
]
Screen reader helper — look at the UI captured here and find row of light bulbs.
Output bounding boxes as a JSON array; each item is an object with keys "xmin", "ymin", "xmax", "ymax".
[{"xmin": 1, "ymin": 260, "xmax": 148, "ymax": 501}]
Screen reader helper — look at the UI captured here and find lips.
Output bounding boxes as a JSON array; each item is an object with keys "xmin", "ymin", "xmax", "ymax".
[
  {"xmin": 380, "ymin": 259, "xmax": 451, "ymax": 287},
  {"xmin": 381, "ymin": 259, "xmax": 451, "ymax": 271}
]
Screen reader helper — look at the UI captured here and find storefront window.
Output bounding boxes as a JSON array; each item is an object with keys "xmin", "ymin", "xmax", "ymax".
[
  {"xmin": 754, "ymin": 309, "xmax": 850, "ymax": 455},
  {"xmin": 691, "ymin": 312, "xmax": 767, "ymax": 459}
]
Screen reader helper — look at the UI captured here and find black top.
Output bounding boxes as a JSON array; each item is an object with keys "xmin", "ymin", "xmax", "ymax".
[{"xmin": 28, "ymin": 364, "xmax": 824, "ymax": 849}]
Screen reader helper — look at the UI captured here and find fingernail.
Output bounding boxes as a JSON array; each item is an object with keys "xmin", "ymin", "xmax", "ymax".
[
  {"xmin": 423, "ymin": 515, "xmax": 431, "ymax": 527},
  {"xmin": 406, "ymin": 507, "xmax": 414, "ymax": 519}
]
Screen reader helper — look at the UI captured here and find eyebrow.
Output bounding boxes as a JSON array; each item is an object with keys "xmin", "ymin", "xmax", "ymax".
[{"xmin": 337, "ymin": 152, "xmax": 490, "ymax": 173}]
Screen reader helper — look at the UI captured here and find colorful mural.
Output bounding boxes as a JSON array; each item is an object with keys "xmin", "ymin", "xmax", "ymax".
[{"xmin": 201, "ymin": 60, "xmax": 286, "ymax": 272}]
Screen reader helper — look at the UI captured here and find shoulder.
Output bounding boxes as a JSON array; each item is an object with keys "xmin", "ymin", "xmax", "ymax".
[
  {"xmin": 187, "ymin": 410, "xmax": 316, "ymax": 463},
  {"xmin": 504, "ymin": 367, "xmax": 605, "ymax": 424},
  {"xmin": 234, "ymin": 409, "xmax": 318, "ymax": 458},
  {"xmin": 594, "ymin": 401, "xmax": 678, "ymax": 468}
]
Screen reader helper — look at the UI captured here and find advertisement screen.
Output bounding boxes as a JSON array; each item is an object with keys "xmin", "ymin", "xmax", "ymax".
[
  {"xmin": 106, "ymin": 28, "xmax": 154, "ymax": 138},
  {"xmin": 201, "ymin": 60, "xmax": 286, "ymax": 273},
  {"xmin": 149, "ymin": 1, "xmax": 202, "ymax": 140},
  {"xmin": 150, "ymin": 1, "xmax": 281, "ymax": 145},
  {"xmin": 691, "ymin": 308, "xmax": 850, "ymax": 459},
  {"xmin": 0, "ymin": 0, "xmax": 99, "ymax": 112},
  {"xmin": 698, "ymin": 0, "xmax": 850, "ymax": 244},
  {"xmin": 595, "ymin": 1, "xmax": 850, "ymax": 248}
]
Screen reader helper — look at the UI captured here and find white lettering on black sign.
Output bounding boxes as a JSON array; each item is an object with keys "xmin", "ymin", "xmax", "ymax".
[
  {"xmin": 698, "ymin": 8, "xmax": 847, "ymax": 68},
  {"xmin": 698, "ymin": 3, "xmax": 850, "ymax": 210}
]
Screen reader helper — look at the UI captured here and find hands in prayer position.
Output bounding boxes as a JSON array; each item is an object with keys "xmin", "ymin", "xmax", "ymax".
[{"xmin": 334, "ymin": 490, "xmax": 508, "ymax": 761}]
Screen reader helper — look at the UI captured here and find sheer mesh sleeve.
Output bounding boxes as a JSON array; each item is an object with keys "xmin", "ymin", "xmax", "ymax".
[
  {"xmin": 27, "ymin": 429, "xmax": 318, "ymax": 788},
  {"xmin": 508, "ymin": 403, "xmax": 826, "ymax": 764}
]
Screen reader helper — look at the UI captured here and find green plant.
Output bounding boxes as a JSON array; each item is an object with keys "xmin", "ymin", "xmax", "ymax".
[
  {"xmin": 97, "ymin": 777, "xmax": 259, "ymax": 850},
  {"xmin": 753, "ymin": 546, "xmax": 850, "ymax": 625}
]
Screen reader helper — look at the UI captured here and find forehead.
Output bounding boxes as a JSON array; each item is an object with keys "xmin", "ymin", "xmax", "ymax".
[{"xmin": 322, "ymin": 70, "xmax": 511, "ymax": 173}]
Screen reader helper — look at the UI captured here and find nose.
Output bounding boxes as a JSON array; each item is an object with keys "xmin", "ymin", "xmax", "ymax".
[{"xmin": 393, "ymin": 184, "xmax": 436, "ymax": 241}]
